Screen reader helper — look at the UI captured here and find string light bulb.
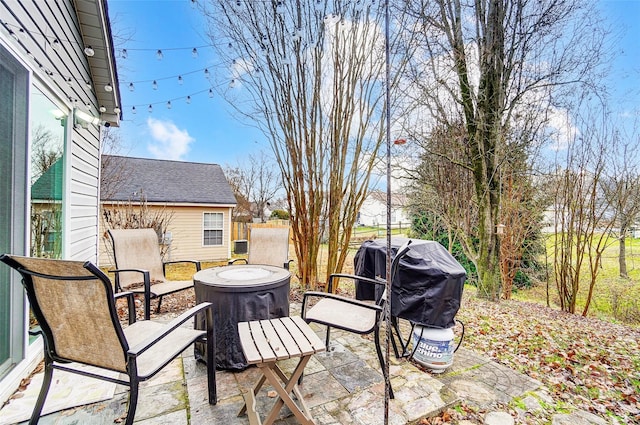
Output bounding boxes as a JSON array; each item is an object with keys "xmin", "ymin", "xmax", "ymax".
[
  {"xmin": 129, "ymin": 82, "xmax": 135, "ymax": 92},
  {"xmin": 192, "ymin": 48, "xmax": 198, "ymax": 58},
  {"xmin": 156, "ymin": 49, "xmax": 163, "ymax": 60},
  {"xmin": 99, "ymin": 105, "xmax": 107, "ymax": 113},
  {"xmin": 121, "ymin": 49, "xmax": 128, "ymax": 59},
  {"xmin": 114, "ymin": 107, "xmax": 121, "ymax": 114},
  {"xmin": 132, "ymin": 106, "xmax": 137, "ymax": 114},
  {"xmin": 209, "ymin": 89, "xmax": 214, "ymax": 98},
  {"xmin": 178, "ymin": 75, "xmax": 183, "ymax": 85},
  {"xmin": 84, "ymin": 46, "xmax": 95, "ymax": 56},
  {"xmin": 186, "ymin": 96, "xmax": 192, "ymax": 104},
  {"xmin": 204, "ymin": 68, "xmax": 210, "ymax": 78},
  {"xmin": 292, "ymin": 28, "xmax": 302, "ymax": 42},
  {"xmin": 51, "ymin": 39, "xmax": 61, "ymax": 51},
  {"xmin": 148, "ymin": 104, "xmax": 153, "ymax": 113},
  {"xmin": 166, "ymin": 101, "xmax": 172, "ymax": 109},
  {"xmin": 152, "ymin": 80, "xmax": 158, "ymax": 90},
  {"xmin": 104, "ymin": 83, "xmax": 113, "ymax": 92}
]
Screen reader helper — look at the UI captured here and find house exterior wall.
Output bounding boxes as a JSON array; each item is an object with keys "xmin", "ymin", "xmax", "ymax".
[
  {"xmin": 1, "ymin": 0, "xmax": 103, "ymax": 262},
  {"xmin": 358, "ymin": 195, "xmax": 410, "ymax": 227},
  {"xmin": 0, "ymin": 0, "xmax": 114, "ymax": 405},
  {"xmin": 99, "ymin": 204, "xmax": 234, "ymax": 266}
]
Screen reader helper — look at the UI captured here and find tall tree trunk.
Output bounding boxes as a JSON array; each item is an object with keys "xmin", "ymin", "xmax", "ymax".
[{"xmin": 619, "ymin": 225, "xmax": 628, "ymax": 279}]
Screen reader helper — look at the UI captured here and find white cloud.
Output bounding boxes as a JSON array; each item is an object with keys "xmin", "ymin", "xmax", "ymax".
[
  {"xmin": 546, "ymin": 107, "xmax": 579, "ymax": 151},
  {"xmin": 146, "ymin": 118, "xmax": 194, "ymax": 160}
]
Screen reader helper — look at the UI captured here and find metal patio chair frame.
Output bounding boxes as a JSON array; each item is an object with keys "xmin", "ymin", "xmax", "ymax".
[
  {"xmin": 0, "ymin": 254, "xmax": 216, "ymax": 425},
  {"xmin": 301, "ymin": 240, "xmax": 412, "ymax": 399},
  {"xmin": 229, "ymin": 226, "xmax": 292, "ymax": 269},
  {"xmin": 108, "ymin": 228, "xmax": 201, "ymax": 319}
]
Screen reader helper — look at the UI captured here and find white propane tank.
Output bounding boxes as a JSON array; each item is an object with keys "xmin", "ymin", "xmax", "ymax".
[{"xmin": 411, "ymin": 325, "xmax": 455, "ymax": 373}]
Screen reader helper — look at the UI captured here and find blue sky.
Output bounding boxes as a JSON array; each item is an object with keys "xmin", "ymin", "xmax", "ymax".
[
  {"xmin": 108, "ymin": 0, "xmax": 268, "ymax": 165},
  {"xmin": 107, "ymin": 0, "xmax": 639, "ymax": 166}
]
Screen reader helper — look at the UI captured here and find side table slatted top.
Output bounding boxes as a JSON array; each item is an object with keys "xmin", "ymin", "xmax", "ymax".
[
  {"xmin": 239, "ymin": 316, "xmax": 324, "ymax": 363},
  {"xmin": 238, "ymin": 316, "xmax": 325, "ymax": 425}
]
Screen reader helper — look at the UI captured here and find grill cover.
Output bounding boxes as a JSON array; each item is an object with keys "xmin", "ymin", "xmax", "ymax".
[{"xmin": 354, "ymin": 238, "xmax": 466, "ymax": 329}]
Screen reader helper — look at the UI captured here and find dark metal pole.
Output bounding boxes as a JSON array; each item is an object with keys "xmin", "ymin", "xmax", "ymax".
[{"xmin": 383, "ymin": 0, "xmax": 392, "ymax": 423}]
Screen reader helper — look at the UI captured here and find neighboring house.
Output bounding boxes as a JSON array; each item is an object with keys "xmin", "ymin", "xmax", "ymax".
[
  {"xmin": 1, "ymin": 0, "xmax": 121, "ymax": 404},
  {"xmin": 30, "ymin": 158, "xmax": 64, "ymax": 258},
  {"xmin": 100, "ymin": 155, "xmax": 237, "ymax": 264},
  {"xmin": 358, "ymin": 190, "xmax": 410, "ymax": 227}
]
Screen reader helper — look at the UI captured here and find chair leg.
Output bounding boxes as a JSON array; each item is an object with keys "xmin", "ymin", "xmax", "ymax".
[
  {"xmin": 374, "ymin": 327, "xmax": 394, "ymax": 399},
  {"xmin": 30, "ymin": 359, "xmax": 53, "ymax": 424},
  {"xmin": 325, "ymin": 326, "xmax": 331, "ymax": 349},
  {"xmin": 155, "ymin": 296, "xmax": 164, "ymax": 314},
  {"xmin": 143, "ymin": 296, "xmax": 151, "ymax": 320},
  {"xmin": 124, "ymin": 379, "xmax": 139, "ymax": 425}
]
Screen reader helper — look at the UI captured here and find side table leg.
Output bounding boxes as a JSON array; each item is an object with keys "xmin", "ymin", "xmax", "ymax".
[
  {"xmin": 241, "ymin": 390, "xmax": 262, "ymax": 425},
  {"xmin": 262, "ymin": 356, "xmax": 314, "ymax": 425},
  {"xmin": 238, "ymin": 374, "xmax": 267, "ymax": 417}
]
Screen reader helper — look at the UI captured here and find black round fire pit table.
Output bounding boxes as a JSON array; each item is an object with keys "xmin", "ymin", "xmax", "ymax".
[{"xmin": 193, "ymin": 264, "xmax": 290, "ymax": 370}]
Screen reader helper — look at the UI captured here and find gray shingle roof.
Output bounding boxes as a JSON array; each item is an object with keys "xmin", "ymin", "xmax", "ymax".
[{"xmin": 101, "ymin": 155, "xmax": 237, "ymax": 205}]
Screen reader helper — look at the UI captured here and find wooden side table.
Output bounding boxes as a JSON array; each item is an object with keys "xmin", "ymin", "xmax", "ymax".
[{"xmin": 238, "ymin": 316, "xmax": 325, "ymax": 425}]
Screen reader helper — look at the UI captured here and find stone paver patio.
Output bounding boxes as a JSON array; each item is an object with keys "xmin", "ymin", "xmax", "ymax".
[{"xmin": 3, "ymin": 304, "xmax": 542, "ymax": 425}]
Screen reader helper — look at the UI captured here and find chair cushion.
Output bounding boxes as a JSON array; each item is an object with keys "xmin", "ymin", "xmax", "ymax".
[
  {"xmin": 109, "ymin": 228, "xmax": 167, "ymax": 287},
  {"xmin": 247, "ymin": 227, "xmax": 290, "ymax": 267},
  {"xmin": 123, "ymin": 321, "xmax": 205, "ymax": 379},
  {"xmin": 305, "ymin": 298, "xmax": 377, "ymax": 334}
]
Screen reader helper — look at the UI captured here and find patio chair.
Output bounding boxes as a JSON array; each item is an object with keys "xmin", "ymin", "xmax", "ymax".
[
  {"xmin": 229, "ymin": 226, "xmax": 292, "ymax": 269},
  {"xmin": 0, "ymin": 254, "xmax": 216, "ymax": 425},
  {"xmin": 301, "ymin": 240, "xmax": 412, "ymax": 399},
  {"xmin": 108, "ymin": 228, "xmax": 201, "ymax": 320}
]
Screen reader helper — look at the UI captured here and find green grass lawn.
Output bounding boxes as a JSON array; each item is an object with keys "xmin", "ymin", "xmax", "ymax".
[
  {"xmin": 514, "ymin": 234, "xmax": 640, "ymax": 326},
  {"xmin": 165, "ymin": 232, "xmax": 640, "ymax": 327}
]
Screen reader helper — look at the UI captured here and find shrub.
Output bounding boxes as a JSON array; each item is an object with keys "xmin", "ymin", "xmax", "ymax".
[{"xmin": 270, "ymin": 209, "xmax": 290, "ymax": 220}]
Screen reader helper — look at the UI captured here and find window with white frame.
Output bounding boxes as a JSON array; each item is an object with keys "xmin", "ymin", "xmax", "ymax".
[{"xmin": 203, "ymin": 212, "xmax": 223, "ymax": 246}]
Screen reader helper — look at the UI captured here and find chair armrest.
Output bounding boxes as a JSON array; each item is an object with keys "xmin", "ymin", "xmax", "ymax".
[
  {"xmin": 326, "ymin": 273, "xmax": 385, "ymax": 293},
  {"xmin": 163, "ymin": 260, "xmax": 201, "ymax": 274},
  {"xmin": 128, "ymin": 302, "xmax": 213, "ymax": 357},
  {"xmin": 109, "ymin": 268, "xmax": 151, "ymax": 319},
  {"xmin": 301, "ymin": 291, "xmax": 383, "ymax": 318},
  {"xmin": 114, "ymin": 291, "xmax": 137, "ymax": 325},
  {"xmin": 228, "ymin": 258, "xmax": 248, "ymax": 265},
  {"xmin": 109, "ymin": 267, "xmax": 150, "ymax": 287}
]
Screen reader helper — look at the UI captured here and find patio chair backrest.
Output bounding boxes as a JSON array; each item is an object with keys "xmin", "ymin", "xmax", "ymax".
[
  {"xmin": 248, "ymin": 227, "xmax": 290, "ymax": 268},
  {"xmin": 108, "ymin": 228, "xmax": 167, "ymax": 288},
  {"xmin": 0, "ymin": 255, "xmax": 129, "ymax": 372}
]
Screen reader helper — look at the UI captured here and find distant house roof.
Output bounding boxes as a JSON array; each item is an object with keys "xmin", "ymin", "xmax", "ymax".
[
  {"xmin": 101, "ymin": 155, "xmax": 237, "ymax": 205},
  {"xmin": 31, "ymin": 158, "xmax": 63, "ymax": 201},
  {"xmin": 367, "ymin": 190, "xmax": 407, "ymax": 207}
]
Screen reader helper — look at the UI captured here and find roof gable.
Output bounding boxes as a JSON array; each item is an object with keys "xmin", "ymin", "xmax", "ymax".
[
  {"xmin": 101, "ymin": 155, "xmax": 237, "ymax": 205},
  {"xmin": 31, "ymin": 158, "xmax": 64, "ymax": 201}
]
